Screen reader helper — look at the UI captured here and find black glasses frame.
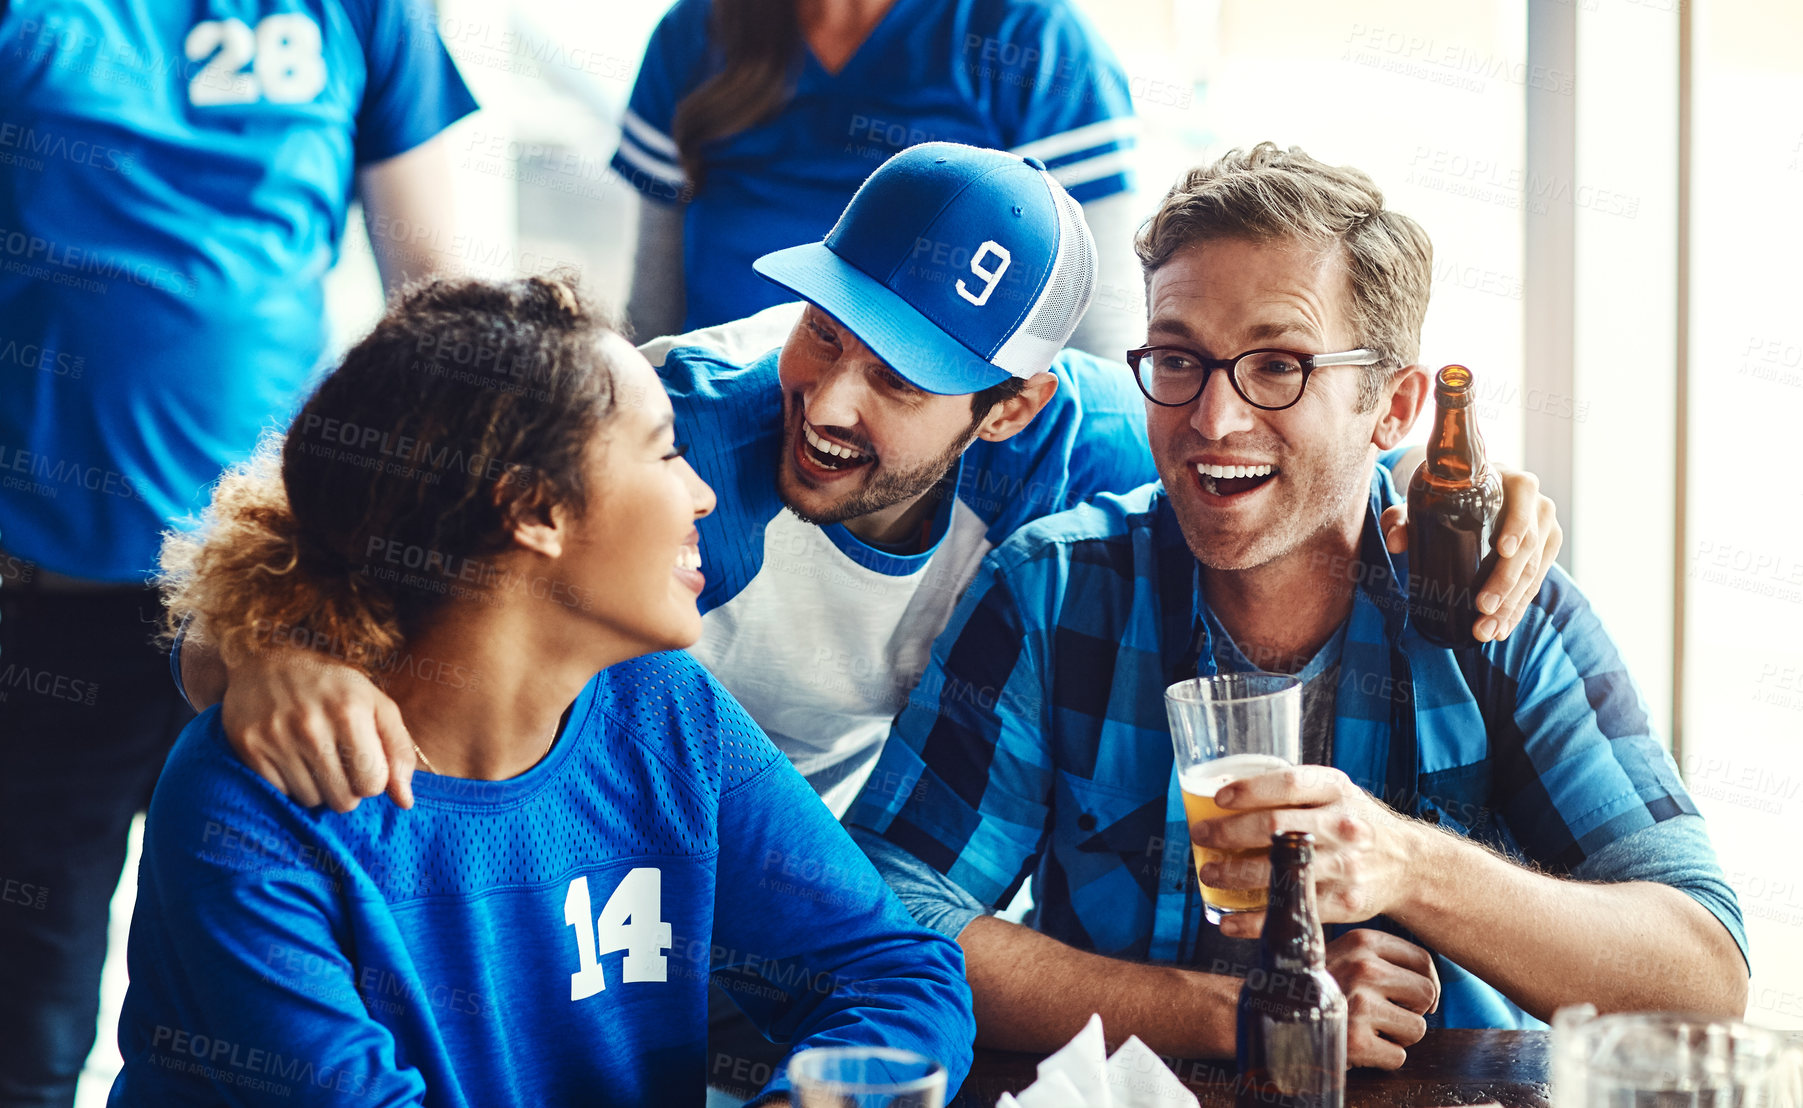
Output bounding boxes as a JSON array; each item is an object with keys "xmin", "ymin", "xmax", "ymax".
[{"xmin": 1124, "ymin": 345, "xmax": 1385, "ymax": 411}]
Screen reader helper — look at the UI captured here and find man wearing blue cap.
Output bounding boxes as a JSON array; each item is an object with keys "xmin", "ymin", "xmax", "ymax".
[{"xmin": 647, "ymin": 142, "xmax": 1157, "ymax": 817}]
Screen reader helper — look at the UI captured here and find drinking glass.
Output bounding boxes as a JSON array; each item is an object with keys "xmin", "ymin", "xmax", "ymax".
[
  {"xmin": 1166, "ymin": 673, "xmax": 1302, "ymax": 923},
  {"xmin": 1553, "ymin": 1005, "xmax": 1803, "ymax": 1108},
  {"xmin": 788, "ymin": 1047, "xmax": 947, "ymax": 1108}
]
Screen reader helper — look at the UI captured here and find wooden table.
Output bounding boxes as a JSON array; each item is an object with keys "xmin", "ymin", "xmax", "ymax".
[{"xmin": 950, "ymin": 1029, "xmax": 1550, "ymax": 1108}]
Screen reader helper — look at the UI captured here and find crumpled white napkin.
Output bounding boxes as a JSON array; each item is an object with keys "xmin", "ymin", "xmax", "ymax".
[{"xmin": 996, "ymin": 1014, "xmax": 1200, "ymax": 1108}]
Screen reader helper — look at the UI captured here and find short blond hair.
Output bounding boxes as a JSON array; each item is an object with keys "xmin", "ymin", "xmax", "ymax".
[{"xmin": 1135, "ymin": 143, "xmax": 1433, "ymax": 410}]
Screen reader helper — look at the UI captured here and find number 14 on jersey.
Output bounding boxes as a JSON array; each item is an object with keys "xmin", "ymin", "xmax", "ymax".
[{"xmin": 564, "ymin": 869, "xmax": 671, "ymax": 1001}]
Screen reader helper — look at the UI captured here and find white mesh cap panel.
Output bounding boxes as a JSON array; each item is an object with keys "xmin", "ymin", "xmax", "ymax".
[{"xmin": 990, "ymin": 171, "xmax": 1098, "ymax": 379}]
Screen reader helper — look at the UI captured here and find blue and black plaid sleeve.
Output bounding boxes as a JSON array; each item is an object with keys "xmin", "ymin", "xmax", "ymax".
[{"xmin": 846, "ymin": 535, "xmax": 1061, "ymax": 911}]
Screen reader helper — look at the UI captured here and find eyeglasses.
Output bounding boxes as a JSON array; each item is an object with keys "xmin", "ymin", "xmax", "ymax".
[{"xmin": 1124, "ymin": 345, "xmax": 1385, "ymax": 410}]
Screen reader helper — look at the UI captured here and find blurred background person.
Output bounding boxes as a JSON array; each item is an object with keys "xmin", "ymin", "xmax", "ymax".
[
  {"xmin": 0, "ymin": 2, "xmax": 475, "ymax": 1103},
  {"xmin": 608, "ymin": 0, "xmax": 1146, "ymax": 357}
]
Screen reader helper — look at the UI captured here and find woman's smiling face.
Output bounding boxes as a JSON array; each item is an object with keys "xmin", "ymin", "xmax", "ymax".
[{"xmin": 554, "ymin": 335, "xmax": 717, "ymax": 655}]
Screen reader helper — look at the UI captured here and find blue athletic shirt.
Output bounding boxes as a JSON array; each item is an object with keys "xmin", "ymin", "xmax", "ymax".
[
  {"xmin": 639, "ymin": 304, "xmax": 1157, "ymax": 817},
  {"xmin": 0, "ymin": 0, "xmax": 477, "ymax": 581},
  {"xmin": 611, "ymin": 0, "xmax": 1138, "ymax": 330},
  {"xmin": 110, "ymin": 651, "xmax": 975, "ymax": 1106}
]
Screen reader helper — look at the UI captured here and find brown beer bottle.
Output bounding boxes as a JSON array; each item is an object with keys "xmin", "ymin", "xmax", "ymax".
[
  {"xmin": 1236, "ymin": 831, "xmax": 1346, "ymax": 1108},
  {"xmin": 1406, "ymin": 364, "xmax": 1504, "ymax": 649}
]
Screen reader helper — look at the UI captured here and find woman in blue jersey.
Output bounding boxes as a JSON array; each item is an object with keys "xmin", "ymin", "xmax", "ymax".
[
  {"xmin": 109, "ymin": 276, "xmax": 974, "ymax": 1107},
  {"xmin": 610, "ymin": 0, "xmax": 1146, "ymax": 357}
]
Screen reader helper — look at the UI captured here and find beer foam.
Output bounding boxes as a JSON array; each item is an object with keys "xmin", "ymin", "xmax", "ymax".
[{"xmin": 1178, "ymin": 752, "xmax": 1291, "ymax": 797}]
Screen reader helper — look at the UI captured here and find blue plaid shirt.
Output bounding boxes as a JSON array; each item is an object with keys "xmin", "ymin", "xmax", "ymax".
[{"xmin": 846, "ymin": 471, "xmax": 1746, "ymax": 1028}]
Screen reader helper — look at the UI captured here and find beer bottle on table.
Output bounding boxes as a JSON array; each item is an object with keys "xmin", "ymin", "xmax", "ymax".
[
  {"xmin": 1406, "ymin": 363, "xmax": 1504, "ymax": 649},
  {"xmin": 1236, "ymin": 831, "xmax": 1346, "ymax": 1108}
]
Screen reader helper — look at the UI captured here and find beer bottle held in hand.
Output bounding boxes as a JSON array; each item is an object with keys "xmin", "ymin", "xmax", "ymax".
[
  {"xmin": 1236, "ymin": 831, "xmax": 1347, "ymax": 1108},
  {"xmin": 1406, "ymin": 364, "xmax": 1504, "ymax": 649}
]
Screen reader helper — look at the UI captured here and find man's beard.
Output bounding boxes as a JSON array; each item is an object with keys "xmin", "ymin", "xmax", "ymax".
[{"xmin": 777, "ymin": 410, "xmax": 983, "ymax": 528}]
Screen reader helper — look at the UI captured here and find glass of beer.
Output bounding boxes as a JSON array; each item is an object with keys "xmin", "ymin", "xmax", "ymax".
[{"xmin": 1165, "ymin": 674, "xmax": 1302, "ymax": 923}]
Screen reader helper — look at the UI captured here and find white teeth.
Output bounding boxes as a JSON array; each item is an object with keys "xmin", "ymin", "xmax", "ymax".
[
  {"xmin": 803, "ymin": 422, "xmax": 868, "ymax": 461},
  {"xmin": 675, "ymin": 547, "xmax": 702, "ymax": 572},
  {"xmin": 1195, "ymin": 463, "xmax": 1275, "ymax": 479}
]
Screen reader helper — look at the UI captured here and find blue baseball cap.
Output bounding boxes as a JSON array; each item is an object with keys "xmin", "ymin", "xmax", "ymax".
[{"xmin": 753, "ymin": 142, "xmax": 1098, "ymax": 395}]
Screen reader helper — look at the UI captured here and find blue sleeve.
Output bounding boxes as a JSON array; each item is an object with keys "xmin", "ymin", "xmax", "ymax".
[
  {"xmin": 844, "ymin": 541, "xmax": 1058, "ymax": 910},
  {"xmin": 348, "ymin": 0, "xmax": 480, "ymax": 165},
  {"xmin": 1046, "ymin": 352, "xmax": 1157, "ymax": 520},
  {"xmin": 654, "ymin": 346, "xmax": 786, "ymax": 613},
  {"xmin": 1470, "ymin": 568, "xmax": 1737, "ymax": 936},
  {"xmin": 985, "ymin": 0, "xmax": 1137, "ymax": 202},
  {"xmin": 711, "ymin": 728, "xmax": 976, "ymax": 1101},
  {"xmin": 1571, "ymin": 815, "xmax": 1749, "ymax": 971},
  {"xmin": 610, "ymin": 0, "xmax": 711, "ymax": 203},
  {"xmin": 1371, "ymin": 446, "xmax": 1410, "ymax": 502},
  {"xmin": 112, "ymin": 719, "xmax": 425, "ymax": 1106},
  {"xmin": 850, "ymin": 827, "xmax": 989, "ymax": 940},
  {"xmin": 964, "ymin": 349, "xmax": 1155, "ymax": 544}
]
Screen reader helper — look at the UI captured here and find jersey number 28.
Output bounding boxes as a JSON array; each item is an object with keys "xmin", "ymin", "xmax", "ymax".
[
  {"xmin": 564, "ymin": 869, "xmax": 672, "ymax": 1001},
  {"xmin": 186, "ymin": 14, "xmax": 327, "ymax": 107}
]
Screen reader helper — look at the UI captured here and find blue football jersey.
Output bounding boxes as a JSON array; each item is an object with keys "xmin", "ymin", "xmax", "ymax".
[
  {"xmin": 0, "ymin": 0, "xmax": 477, "ymax": 581},
  {"xmin": 109, "ymin": 651, "xmax": 975, "ymax": 1106},
  {"xmin": 610, "ymin": 0, "xmax": 1138, "ymax": 330}
]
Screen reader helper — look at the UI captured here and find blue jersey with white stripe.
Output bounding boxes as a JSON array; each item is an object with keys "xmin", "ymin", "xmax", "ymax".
[
  {"xmin": 611, "ymin": 0, "xmax": 1137, "ymax": 331},
  {"xmin": 0, "ymin": 0, "xmax": 476, "ymax": 581},
  {"xmin": 110, "ymin": 652, "xmax": 974, "ymax": 1106}
]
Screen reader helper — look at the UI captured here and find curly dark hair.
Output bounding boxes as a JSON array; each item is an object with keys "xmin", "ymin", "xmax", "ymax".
[{"xmin": 160, "ymin": 274, "xmax": 625, "ymax": 677}]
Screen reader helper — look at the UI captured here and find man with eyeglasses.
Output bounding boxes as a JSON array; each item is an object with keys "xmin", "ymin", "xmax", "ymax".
[{"xmin": 845, "ymin": 143, "xmax": 1749, "ymax": 1066}]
